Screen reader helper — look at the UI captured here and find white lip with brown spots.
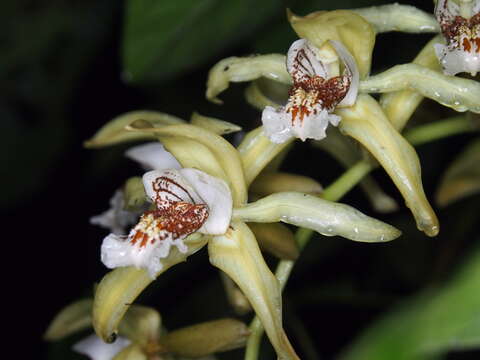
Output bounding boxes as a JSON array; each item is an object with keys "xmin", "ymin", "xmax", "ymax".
[
  {"xmin": 101, "ymin": 168, "xmax": 232, "ymax": 277},
  {"xmin": 261, "ymin": 39, "xmax": 359, "ymax": 143},
  {"xmin": 435, "ymin": 0, "xmax": 480, "ymax": 76}
]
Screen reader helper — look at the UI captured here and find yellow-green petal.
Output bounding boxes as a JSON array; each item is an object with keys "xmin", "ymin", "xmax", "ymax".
[
  {"xmin": 352, "ymin": 4, "xmax": 439, "ymax": 34},
  {"xmin": 127, "ymin": 122, "xmax": 247, "ymax": 206},
  {"xmin": 250, "ymin": 172, "xmax": 323, "ymax": 197},
  {"xmin": 379, "ymin": 35, "xmax": 443, "ymax": 131},
  {"xmin": 113, "ymin": 344, "xmax": 147, "ymax": 360},
  {"xmin": 208, "ymin": 221, "xmax": 299, "ymax": 360},
  {"xmin": 336, "ymin": 95, "xmax": 439, "ymax": 236},
  {"xmin": 160, "ymin": 137, "xmax": 228, "ymax": 182},
  {"xmin": 220, "ymin": 272, "xmax": 252, "ymax": 315},
  {"xmin": 245, "ymin": 81, "xmax": 282, "ymax": 110},
  {"xmin": 288, "ymin": 9, "xmax": 375, "ymax": 79},
  {"xmin": 313, "ymin": 128, "xmax": 398, "ymax": 213},
  {"xmin": 190, "ymin": 112, "xmax": 242, "ymax": 135},
  {"xmin": 206, "ymin": 55, "xmax": 290, "ymax": 104},
  {"xmin": 248, "ymin": 222, "xmax": 299, "ymax": 260},
  {"xmin": 245, "ymin": 78, "xmax": 289, "ymax": 111},
  {"xmin": 118, "ymin": 305, "xmax": 161, "ymax": 346},
  {"xmin": 84, "ymin": 111, "xmax": 184, "ymax": 148},
  {"xmin": 237, "ymin": 126, "xmax": 294, "ymax": 186},
  {"xmin": 360, "ymin": 63, "xmax": 480, "ymax": 114},
  {"xmin": 44, "ymin": 299, "xmax": 93, "ymax": 341},
  {"xmin": 436, "ymin": 139, "xmax": 480, "ymax": 206},
  {"xmin": 161, "ymin": 318, "xmax": 249, "ymax": 358},
  {"xmin": 233, "ymin": 192, "xmax": 401, "ymax": 242},
  {"xmin": 93, "ymin": 235, "xmax": 207, "ymax": 343}
]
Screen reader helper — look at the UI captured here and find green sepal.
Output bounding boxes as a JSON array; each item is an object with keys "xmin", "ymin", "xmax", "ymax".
[
  {"xmin": 84, "ymin": 111, "xmax": 184, "ymax": 148},
  {"xmin": 337, "ymin": 95, "xmax": 439, "ymax": 237},
  {"xmin": 248, "ymin": 222, "xmax": 299, "ymax": 260},
  {"xmin": 126, "ymin": 122, "xmax": 247, "ymax": 206},
  {"xmin": 161, "ymin": 318, "xmax": 249, "ymax": 357},
  {"xmin": 190, "ymin": 112, "xmax": 241, "ymax": 135},
  {"xmin": 209, "ymin": 221, "xmax": 299, "ymax": 360},
  {"xmin": 233, "ymin": 192, "xmax": 401, "ymax": 243},
  {"xmin": 436, "ymin": 139, "xmax": 480, "ymax": 206}
]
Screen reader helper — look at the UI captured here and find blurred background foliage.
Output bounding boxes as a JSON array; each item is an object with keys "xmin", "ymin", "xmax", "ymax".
[{"xmin": 3, "ymin": 0, "xmax": 479, "ymax": 359}]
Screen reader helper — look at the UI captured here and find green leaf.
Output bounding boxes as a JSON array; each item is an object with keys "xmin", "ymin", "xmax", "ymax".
[
  {"xmin": 161, "ymin": 318, "xmax": 249, "ymax": 357},
  {"xmin": 340, "ymin": 245, "xmax": 480, "ymax": 360},
  {"xmin": 123, "ymin": 0, "xmax": 278, "ymax": 83}
]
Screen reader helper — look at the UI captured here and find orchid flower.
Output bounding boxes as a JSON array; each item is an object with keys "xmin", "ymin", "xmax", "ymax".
[
  {"xmin": 84, "ymin": 111, "xmax": 401, "ymax": 360},
  {"xmin": 206, "ymin": 11, "xmax": 441, "ymax": 237},
  {"xmin": 262, "ymin": 39, "xmax": 359, "ymax": 143},
  {"xmin": 101, "ymin": 167, "xmax": 232, "ymax": 277},
  {"xmin": 91, "ymin": 141, "xmax": 231, "ymax": 277},
  {"xmin": 435, "ymin": 0, "xmax": 480, "ymax": 75}
]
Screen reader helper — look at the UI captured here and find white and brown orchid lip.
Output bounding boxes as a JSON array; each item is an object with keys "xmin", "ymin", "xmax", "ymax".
[
  {"xmin": 262, "ymin": 39, "xmax": 359, "ymax": 143},
  {"xmin": 101, "ymin": 168, "xmax": 232, "ymax": 277},
  {"xmin": 435, "ymin": 0, "xmax": 480, "ymax": 75}
]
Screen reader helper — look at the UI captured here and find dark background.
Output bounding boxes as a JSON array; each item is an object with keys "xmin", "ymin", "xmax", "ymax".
[{"xmin": 3, "ymin": 0, "xmax": 480, "ymax": 359}]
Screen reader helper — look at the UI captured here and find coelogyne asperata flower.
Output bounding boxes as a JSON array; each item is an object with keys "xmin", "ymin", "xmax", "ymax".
[
  {"xmin": 102, "ymin": 167, "xmax": 232, "ymax": 277},
  {"xmin": 435, "ymin": 0, "xmax": 480, "ymax": 75},
  {"xmin": 262, "ymin": 39, "xmax": 359, "ymax": 143}
]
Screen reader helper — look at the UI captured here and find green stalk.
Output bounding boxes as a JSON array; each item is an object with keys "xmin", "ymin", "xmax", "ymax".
[{"xmin": 403, "ymin": 116, "xmax": 472, "ymax": 146}]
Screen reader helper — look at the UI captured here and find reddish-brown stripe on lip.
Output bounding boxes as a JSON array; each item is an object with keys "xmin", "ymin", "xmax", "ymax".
[{"xmin": 475, "ymin": 38, "xmax": 480, "ymax": 52}]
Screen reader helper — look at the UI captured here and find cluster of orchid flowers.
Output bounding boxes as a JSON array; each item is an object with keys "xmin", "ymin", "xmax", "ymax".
[{"xmin": 46, "ymin": 1, "xmax": 480, "ymax": 359}]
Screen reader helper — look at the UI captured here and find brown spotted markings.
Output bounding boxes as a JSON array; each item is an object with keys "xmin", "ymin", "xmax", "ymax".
[{"xmin": 287, "ymin": 48, "xmax": 350, "ymax": 124}]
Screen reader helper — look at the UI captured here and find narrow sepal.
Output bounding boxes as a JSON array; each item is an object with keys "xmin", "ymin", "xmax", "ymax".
[
  {"xmin": 237, "ymin": 127, "xmax": 294, "ymax": 186},
  {"xmin": 190, "ymin": 112, "xmax": 241, "ymax": 135},
  {"xmin": 208, "ymin": 221, "xmax": 299, "ymax": 360},
  {"xmin": 250, "ymin": 172, "xmax": 323, "ymax": 197},
  {"xmin": 233, "ymin": 192, "xmax": 401, "ymax": 242},
  {"xmin": 248, "ymin": 222, "xmax": 299, "ymax": 260},
  {"xmin": 337, "ymin": 95, "xmax": 439, "ymax": 236},
  {"xmin": 206, "ymin": 55, "xmax": 290, "ymax": 104},
  {"xmin": 84, "ymin": 111, "xmax": 184, "ymax": 148},
  {"xmin": 93, "ymin": 235, "xmax": 207, "ymax": 342},
  {"xmin": 44, "ymin": 299, "xmax": 93, "ymax": 341},
  {"xmin": 436, "ymin": 139, "xmax": 480, "ymax": 206},
  {"xmin": 360, "ymin": 63, "xmax": 480, "ymax": 114}
]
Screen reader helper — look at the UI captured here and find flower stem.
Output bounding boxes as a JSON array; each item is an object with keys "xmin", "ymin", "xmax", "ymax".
[
  {"xmin": 404, "ymin": 115, "xmax": 473, "ymax": 146},
  {"xmin": 244, "ymin": 114, "xmax": 475, "ymax": 360}
]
